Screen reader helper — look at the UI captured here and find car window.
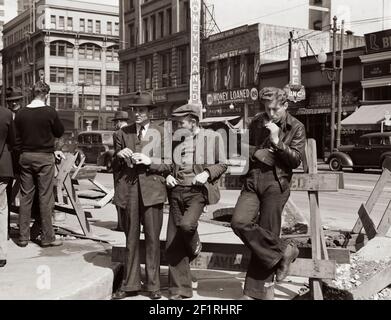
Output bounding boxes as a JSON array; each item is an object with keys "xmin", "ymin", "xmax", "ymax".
[
  {"xmin": 358, "ymin": 138, "xmax": 369, "ymax": 146},
  {"xmin": 102, "ymin": 133, "xmax": 114, "ymax": 145},
  {"xmin": 77, "ymin": 135, "xmax": 84, "ymax": 143},
  {"xmin": 385, "ymin": 136, "xmax": 391, "ymax": 145},
  {"xmin": 370, "ymin": 137, "xmax": 382, "ymax": 145},
  {"xmin": 91, "ymin": 134, "xmax": 102, "ymax": 144},
  {"xmin": 84, "ymin": 134, "xmax": 92, "ymax": 144}
]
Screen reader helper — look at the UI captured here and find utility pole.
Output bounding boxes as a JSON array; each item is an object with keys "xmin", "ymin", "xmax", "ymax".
[
  {"xmin": 79, "ymin": 82, "xmax": 87, "ymax": 131},
  {"xmin": 330, "ymin": 16, "xmax": 338, "ymax": 153},
  {"xmin": 98, "ymin": 82, "xmax": 102, "ymax": 130},
  {"xmin": 336, "ymin": 20, "xmax": 345, "ymax": 149}
]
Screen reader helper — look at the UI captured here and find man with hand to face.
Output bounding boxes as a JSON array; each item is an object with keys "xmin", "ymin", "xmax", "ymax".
[
  {"xmin": 112, "ymin": 92, "xmax": 169, "ymax": 301},
  {"xmin": 231, "ymin": 87, "xmax": 306, "ymax": 300}
]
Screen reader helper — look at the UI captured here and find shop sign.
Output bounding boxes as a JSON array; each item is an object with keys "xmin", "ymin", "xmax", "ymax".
[
  {"xmin": 208, "ymin": 25, "xmax": 249, "ymax": 42},
  {"xmin": 154, "ymin": 93, "xmax": 167, "ymax": 102},
  {"xmin": 365, "ymin": 29, "xmax": 391, "ymax": 54},
  {"xmin": 288, "ymin": 41, "xmax": 305, "ymax": 102},
  {"xmin": 205, "ymin": 105, "xmax": 243, "ymax": 117},
  {"xmin": 209, "ymin": 48, "xmax": 250, "ymax": 62},
  {"xmin": 189, "ymin": 0, "xmax": 201, "ymax": 106},
  {"xmin": 206, "ymin": 87, "xmax": 259, "ymax": 106},
  {"xmin": 363, "ymin": 61, "xmax": 391, "ymax": 79}
]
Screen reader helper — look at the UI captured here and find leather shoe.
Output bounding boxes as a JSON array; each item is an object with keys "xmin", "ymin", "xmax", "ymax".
[
  {"xmin": 112, "ymin": 290, "xmax": 138, "ymax": 300},
  {"xmin": 0, "ymin": 260, "xmax": 6, "ymax": 268},
  {"xmin": 169, "ymin": 294, "xmax": 184, "ymax": 300},
  {"xmin": 41, "ymin": 239, "xmax": 63, "ymax": 248},
  {"xmin": 276, "ymin": 244, "xmax": 299, "ymax": 282},
  {"xmin": 17, "ymin": 240, "xmax": 28, "ymax": 248},
  {"xmin": 149, "ymin": 291, "xmax": 162, "ymax": 300}
]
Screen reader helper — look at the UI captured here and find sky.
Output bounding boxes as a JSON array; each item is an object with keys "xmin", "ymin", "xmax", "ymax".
[{"xmin": 207, "ymin": 0, "xmax": 391, "ymax": 35}]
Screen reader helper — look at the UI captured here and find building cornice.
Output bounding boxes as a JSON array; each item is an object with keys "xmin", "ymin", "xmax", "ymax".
[
  {"xmin": 360, "ymin": 51, "xmax": 391, "ymax": 63},
  {"xmin": 361, "ymin": 78, "xmax": 391, "ymax": 88}
]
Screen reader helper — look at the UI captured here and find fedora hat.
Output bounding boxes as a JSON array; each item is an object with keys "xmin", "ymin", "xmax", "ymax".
[
  {"xmin": 129, "ymin": 91, "xmax": 155, "ymax": 108},
  {"xmin": 6, "ymin": 87, "xmax": 24, "ymax": 102},
  {"xmin": 112, "ymin": 111, "xmax": 129, "ymax": 121}
]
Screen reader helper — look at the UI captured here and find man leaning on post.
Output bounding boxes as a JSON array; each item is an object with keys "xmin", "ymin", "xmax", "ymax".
[
  {"xmin": 231, "ymin": 87, "xmax": 306, "ymax": 300},
  {"xmin": 14, "ymin": 81, "xmax": 65, "ymax": 248}
]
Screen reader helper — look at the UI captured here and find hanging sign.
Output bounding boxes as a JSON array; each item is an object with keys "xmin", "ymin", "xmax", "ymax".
[
  {"xmin": 287, "ymin": 40, "xmax": 305, "ymax": 102},
  {"xmin": 189, "ymin": 0, "xmax": 202, "ymax": 107}
]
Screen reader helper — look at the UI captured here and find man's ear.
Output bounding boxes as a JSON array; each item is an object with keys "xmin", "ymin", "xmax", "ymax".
[{"xmin": 283, "ymin": 102, "xmax": 289, "ymax": 110}]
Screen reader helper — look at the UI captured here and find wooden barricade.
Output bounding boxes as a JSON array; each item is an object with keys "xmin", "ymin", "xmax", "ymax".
[
  {"xmin": 112, "ymin": 139, "xmax": 346, "ymax": 300},
  {"xmin": 344, "ymin": 157, "xmax": 391, "ymax": 249}
]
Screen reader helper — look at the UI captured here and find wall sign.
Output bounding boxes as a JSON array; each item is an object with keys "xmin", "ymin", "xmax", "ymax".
[
  {"xmin": 206, "ymin": 87, "xmax": 259, "ymax": 106},
  {"xmin": 365, "ymin": 29, "xmax": 391, "ymax": 54},
  {"xmin": 363, "ymin": 61, "xmax": 391, "ymax": 79},
  {"xmin": 209, "ymin": 48, "xmax": 250, "ymax": 62}
]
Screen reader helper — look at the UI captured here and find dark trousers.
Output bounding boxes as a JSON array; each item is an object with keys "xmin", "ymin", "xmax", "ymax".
[
  {"xmin": 231, "ymin": 167, "xmax": 290, "ymax": 300},
  {"xmin": 166, "ymin": 186, "xmax": 206, "ymax": 298},
  {"xmin": 121, "ymin": 182, "xmax": 163, "ymax": 292},
  {"xmin": 19, "ymin": 153, "xmax": 56, "ymax": 244}
]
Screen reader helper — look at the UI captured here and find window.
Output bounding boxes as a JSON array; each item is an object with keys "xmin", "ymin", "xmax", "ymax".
[
  {"xmin": 143, "ymin": 18, "xmax": 149, "ymax": 43},
  {"xmin": 114, "ymin": 22, "xmax": 119, "ymax": 36},
  {"xmin": 313, "ymin": 20, "xmax": 322, "ymax": 31},
  {"xmin": 233, "ymin": 56, "xmax": 240, "ymax": 88},
  {"xmin": 80, "ymin": 19, "xmax": 85, "ymax": 32},
  {"xmin": 178, "ymin": 46, "xmax": 189, "ymax": 85},
  {"xmin": 183, "ymin": 1, "xmax": 190, "ymax": 31},
  {"xmin": 79, "ymin": 69, "xmax": 101, "ymax": 85},
  {"xmin": 106, "ymin": 46, "xmax": 119, "ymax": 61},
  {"xmin": 167, "ymin": 8, "xmax": 172, "ymax": 35},
  {"xmin": 79, "ymin": 43, "xmax": 101, "ymax": 60},
  {"xmin": 67, "ymin": 17, "xmax": 73, "ymax": 30},
  {"xmin": 151, "ymin": 15, "xmax": 156, "ymax": 40},
  {"xmin": 158, "ymin": 12, "xmax": 164, "ymax": 38},
  {"xmin": 50, "ymin": 41, "xmax": 74, "ymax": 57},
  {"xmin": 35, "ymin": 42, "xmax": 44, "ymax": 59},
  {"xmin": 50, "ymin": 94, "xmax": 73, "ymax": 110},
  {"xmin": 59, "ymin": 16, "xmax": 65, "ymax": 29},
  {"xmin": 79, "ymin": 95, "xmax": 100, "ymax": 110},
  {"xmin": 247, "ymin": 54, "xmax": 255, "ymax": 85},
  {"xmin": 50, "ymin": 67, "xmax": 73, "ymax": 83},
  {"xmin": 143, "ymin": 56, "xmax": 153, "ymax": 90},
  {"xmin": 126, "ymin": 60, "xmax": 137, "ymax": 93},
  {"xmin": 96, "ymin": 20, "xmax": 101, "ymax": 34},
  {"xmin": 50, "ymin": 15, "xmax": 56, "ymax": 29},
  {"xmin": 107, "ymin": 21, "xmax": 112, "ymax": 35},
  {"xmin": 365, "ymin": 86, "xmax": 391, "ymax": 101},
  {"xmin": 106, "ymin": 71, "xmax": 119, "ymax": 86},
  {"xmin": 87, "ymin": 19, "xmax": 93, "ymax": 33},
  {"xmin": 219, "ymin": 59, "xmax": 228, "ymax": 90},
  {"xmin": 128, "ymin": 24, "xmax": 135, "ymax": 47},
  {"xmin": 208, "ymin": 62, "xmax": 216, "ymax": 91},
  {"xmin": 106, "ymin": 95, "xmax": 119, "ymax": 111},
  {"xmin": 160, "ymin": 51, "xmax": 172, "ymax": 88}
]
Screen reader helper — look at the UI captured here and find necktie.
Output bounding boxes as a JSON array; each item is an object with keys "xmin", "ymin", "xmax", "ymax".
[{"xmin": 138, "ymin": 125, "xmax": 144, "ymax": 141}]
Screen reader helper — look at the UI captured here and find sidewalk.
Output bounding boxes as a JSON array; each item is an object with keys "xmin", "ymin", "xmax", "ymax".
[{"xmin": 0, "ymin": 196, "xmax": 308, "ymax": 300}]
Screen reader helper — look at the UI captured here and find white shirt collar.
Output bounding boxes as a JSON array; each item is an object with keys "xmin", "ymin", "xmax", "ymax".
[{"xmin": 26, "ymin": 99, "xmax": 47, "ymax": 108}]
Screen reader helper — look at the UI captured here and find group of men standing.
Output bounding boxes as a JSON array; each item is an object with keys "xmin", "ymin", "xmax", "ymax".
[{"xmin": 111, "ymin": 86, "xmax": 306, "ymax": 300}]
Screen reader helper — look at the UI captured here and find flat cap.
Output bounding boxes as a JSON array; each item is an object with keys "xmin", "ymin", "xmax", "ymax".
[
  {"xmin": 172, "ymin": 103, "xmax": 201, "ymax": 118},
  {"xmin": 259, "ymin": 87, "xmax": 288, "ymax": 104}
]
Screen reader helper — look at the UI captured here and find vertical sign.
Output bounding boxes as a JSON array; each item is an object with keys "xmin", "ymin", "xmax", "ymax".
[
  {"xmin": 189, "ymin": 0, "xmax": 201, "ymax": 107},
  {"xmin": 289, "ymin": 41, "xmax": 301, "ymax": 86}
]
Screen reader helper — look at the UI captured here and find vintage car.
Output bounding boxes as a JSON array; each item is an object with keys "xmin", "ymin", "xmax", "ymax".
[
  {"xmin": 327, "ymin": 132, "xmax": 391, "ymax": 172},
  {"xmin": 76, "ymin": 131, "xmax": 115, "ymax": 172}
]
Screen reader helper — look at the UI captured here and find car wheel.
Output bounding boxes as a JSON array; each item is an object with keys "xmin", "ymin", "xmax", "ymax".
[{"xmin": 329, "ymin": 157, "xmax": 342, "ymax": 171}]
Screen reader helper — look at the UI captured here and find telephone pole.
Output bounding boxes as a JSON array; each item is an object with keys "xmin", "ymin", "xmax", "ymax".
[
  {"xmin": 330, "ymin": 16, "xmax": 338, "ymax": 152},
  {"xmin": 336, "ymin": 20, "xmax": 345, "ymax": 149}
]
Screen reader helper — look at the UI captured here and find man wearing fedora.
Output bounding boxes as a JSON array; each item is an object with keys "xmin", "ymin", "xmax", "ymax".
[
  {"xmin": 231, "ymin": 87, "xmax": 306, "ymax": 300},
  {"xmin": 111, "ymin": 111, "xmax": 130, "ymax": 232},
  {"xmin": 165, "ymin": 103, "xmax": 227, "ymax": 300},
  {"xmin": 6, "ymin": 87, "xmax": 24, "ymax": 118},
  {"xmin": 112, "ymin": 92, "xmax": 170, "ymax": 300}
]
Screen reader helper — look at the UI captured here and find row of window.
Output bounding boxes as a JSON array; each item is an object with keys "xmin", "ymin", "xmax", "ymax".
[
  {"xmin": 50, "ymin": 15, "xmax": 119, "ymax": 36},
  {"xmin": 49, "ymin": 41, "xmax": 119, "ymax": 61},
  {"xmin": 50, "ymin": 94, "xmax": 119, "ymax": 111},
  {"xmin": 49, "ymin": 67, "xmax": 119, "ymax": 86},
  {"xmin": 124, "ymin": 47, "xmax": 189, "ymax": 93}
]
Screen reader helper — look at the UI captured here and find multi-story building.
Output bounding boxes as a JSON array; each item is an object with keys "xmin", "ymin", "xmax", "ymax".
[
  {"xmin": 119, "ymin": 0, "xmax": 191, "ymax": 120},
  {"xmin": 309, "ymin": 0, "xmax": 331, "ymax": 31},
  {"xmin": 2, "ymin": 0, "xmax": 120, "ymax": 136}
]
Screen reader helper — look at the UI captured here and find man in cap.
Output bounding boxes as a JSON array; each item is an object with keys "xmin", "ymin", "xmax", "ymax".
[
  {"xmin": 231, "ymin": 87, "xmax": 306, "ymax": 300},
  {"xmin": 112, "ymin": 92, "xmax": 170, "ymax": 300},
  {"xmin": 165, "ymin": 103, "xmax": 227, "ymax": 300},
  {"xmin": 111, "ymin": 111, "xmax": 130, "ymax": 232}
]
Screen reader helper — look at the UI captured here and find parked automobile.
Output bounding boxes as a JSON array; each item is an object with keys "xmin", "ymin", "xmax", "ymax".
[
  {"xmin": 327, "ymin": 132, "xmax": 391, "ymax": 172},
  {"xmin": 76, "ymin": 131, "xmax": 115, "ymax": 172}
]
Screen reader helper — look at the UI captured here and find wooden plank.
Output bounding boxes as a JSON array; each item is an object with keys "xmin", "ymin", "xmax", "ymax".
[
  {"xmin": 290, "ymin": 173, "xmax": 339, "ymax": 192},
  {"xmin": 357, "ymin": 204, "xmax": 377, "ymax": 240},
  {"xmin": 377, "ymin": 200, "xmax": 391, "ymax": 236},
  {"xmin": 352, "ymin": 169, "xmax": 391, "ymax": 234}
]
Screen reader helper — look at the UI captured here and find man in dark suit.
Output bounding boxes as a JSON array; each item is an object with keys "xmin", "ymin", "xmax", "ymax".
[
  {"xmin": 112, "ymin": 92, "xmax": 170, "ymax": 300},
  {"xmin": 0, "ymin": 106, "xmax": 15, "ymax": 267},
  {"xmin": 165, "ymin": 104, "xmax": 228, "ymax": 300},
  {"xmin": 231, "ymin": 87, "xmax": 306, "ymax": 300}
]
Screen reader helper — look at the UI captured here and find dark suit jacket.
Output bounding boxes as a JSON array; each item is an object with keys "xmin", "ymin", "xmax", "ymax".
[
  {"xmin": 113, "ymin": 122, "xmax": 170, "ymax": 209},
  {"xmin": 172, "ymin": 128, "xmax": 228, "ymax": 205},
  {"xmin": 0, "ymin": 107, "xmax": 15, "ymax": 178}
]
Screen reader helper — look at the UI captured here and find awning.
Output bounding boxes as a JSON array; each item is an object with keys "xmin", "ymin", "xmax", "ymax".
[
  {"xmin": 341, "ymin": 104, "xmax": 391, "ymax": 130},
  {"xmin": 200, "ymin": 116, "xmax": 243, "ymax": 131}
]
